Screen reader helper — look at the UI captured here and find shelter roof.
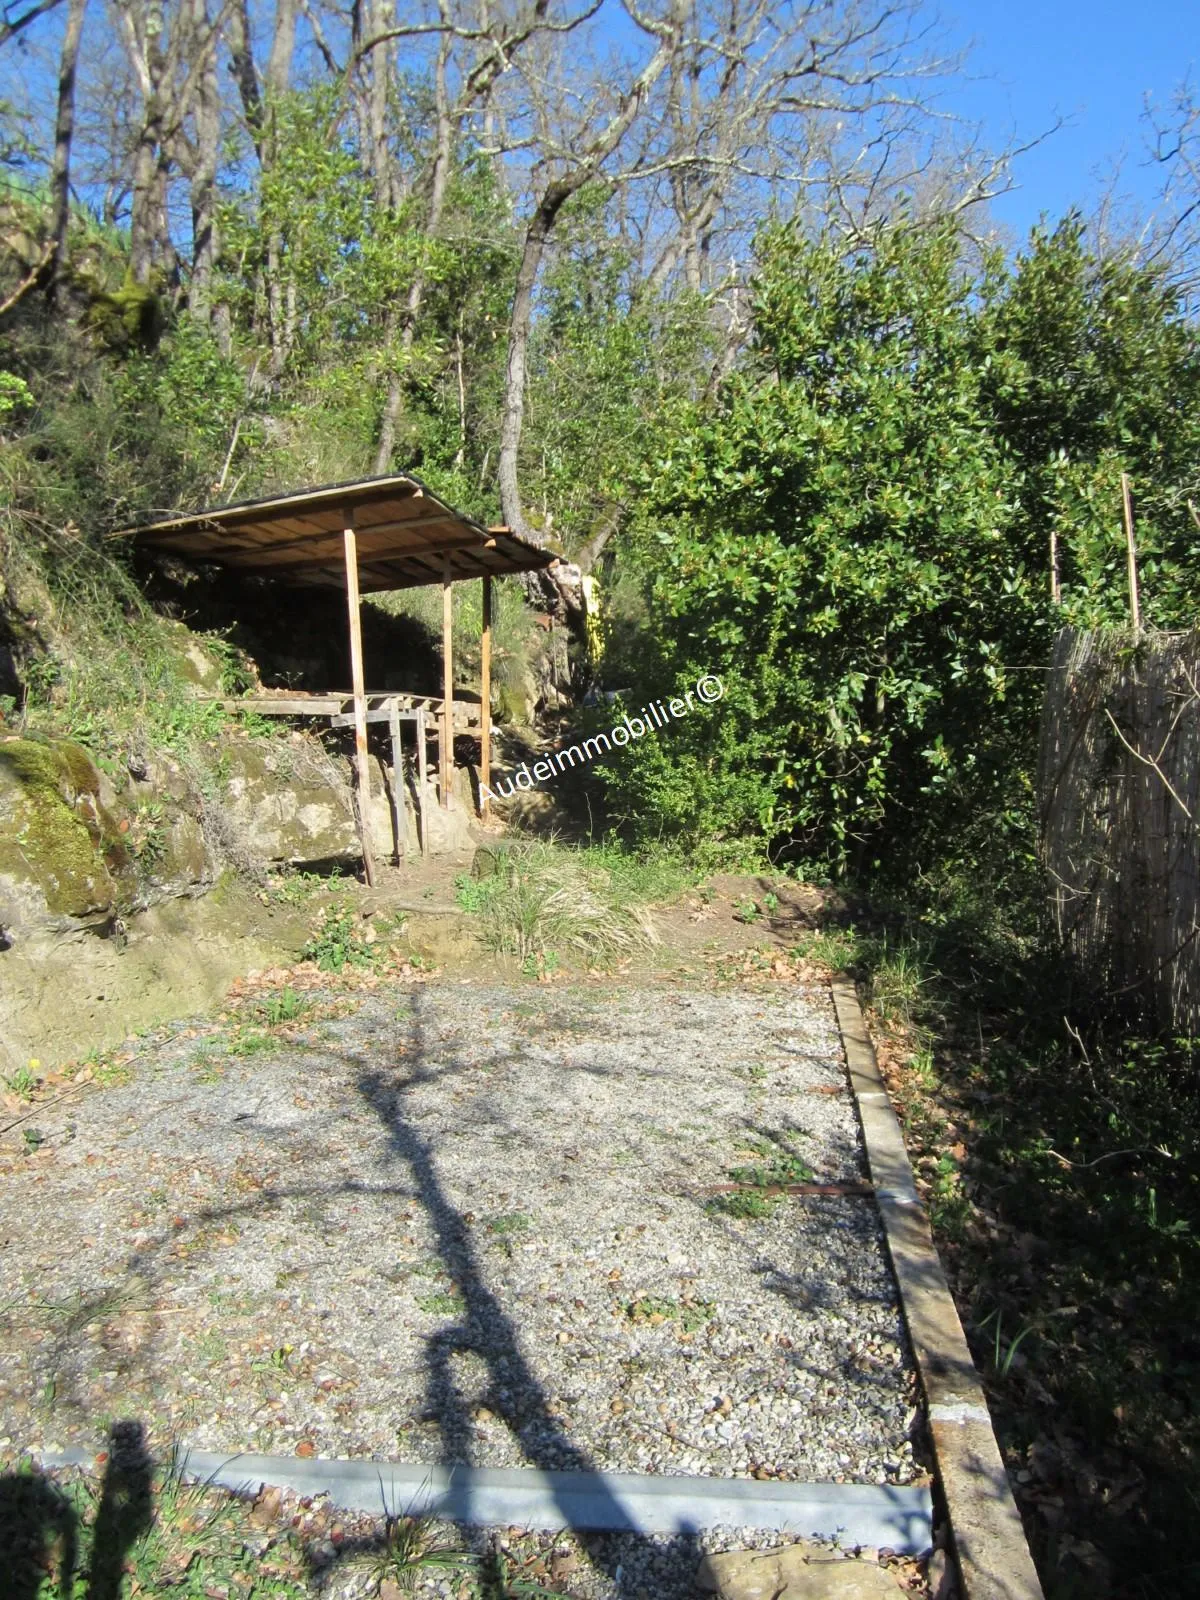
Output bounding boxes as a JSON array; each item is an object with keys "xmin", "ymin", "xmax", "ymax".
[{"xmin": 111, "ymin": 473, "xmax": 554, "ymax": 592}]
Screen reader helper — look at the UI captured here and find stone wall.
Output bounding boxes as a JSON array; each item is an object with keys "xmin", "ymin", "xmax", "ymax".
[{"xmin": 0, "ymin": 727, "xmax": 481, "ymax": 1072}]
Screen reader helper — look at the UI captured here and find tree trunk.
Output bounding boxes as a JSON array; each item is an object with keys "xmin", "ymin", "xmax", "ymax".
[
  {"xmin": 187, "ymin": 15, "xmax": 221, "ymax": 322},
  {"xmin": 497, "ymin": 184, "xmax": 573, "ymax": 542},
  {"xmin": 226, "ymin": 0, "xmax": 263, "ymax": 152},
  {"xmin": 373, "ymin": 34, "xmax": 452, "ymax": 474},
  {"xmin": 129, "ymin": 99, "xmax": 165, "ymax": 283},
  {"xmin": 48, "ymin": 0, "xmax": 87, "ymax": 288}
]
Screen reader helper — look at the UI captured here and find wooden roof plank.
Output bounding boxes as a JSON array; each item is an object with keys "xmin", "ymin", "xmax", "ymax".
[{"xmin": 111, "ymin": 472, "xmax": 552, "ymax": 589}]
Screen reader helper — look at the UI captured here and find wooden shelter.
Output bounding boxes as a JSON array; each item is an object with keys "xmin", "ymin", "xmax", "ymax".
[{"xmin": 113, "ymin": 474, "xmax": 555, "ymax": 883}]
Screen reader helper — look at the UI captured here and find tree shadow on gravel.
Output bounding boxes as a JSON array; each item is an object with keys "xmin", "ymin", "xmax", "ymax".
[{"xmin": 356, "ymin": 983, "xmax": 706, "ymax": 1596}]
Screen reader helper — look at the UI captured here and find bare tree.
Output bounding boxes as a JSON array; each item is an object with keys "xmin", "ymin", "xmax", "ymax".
[
  {"xmin": 358, "ymin": 0, "xmax": 600, "ymax": 472},
  {"xmin": 496, "ymin": 0, "xmax": 688, "ymax": 541},
  {"xmin": 179, "ymin": 0, "xmax": 220, "ymax": 319},
  {"xmin": 487, "ymin": 0, "xmax": 979, "ymax": 546},
  {"xmin": 222, "ymin": 0, "xmax": 298, "ymax": 365},
  {"xmin": 1148, "ymin": 81, "xmax": 1200, "ymax": 296},
  {"xmin": 114, "ymin": 0, "xmax": 229, "ymax": 285},
  {"xmin": 0, "ymin": 0, "xmax": 63, "ymax": 47},
  {"xmin": 48, "ymin": 0, "xmax": 88, "ymax": 281}
]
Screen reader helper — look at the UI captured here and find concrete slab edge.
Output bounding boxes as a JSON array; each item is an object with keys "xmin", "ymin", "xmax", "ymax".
[
  {"xmin": 32, "ymin": 1446, "xmax": 932, "ymax": 1553},
  {"xmin": 830, "ymin": 981, "xmax": 1045, "ymax": 1600}
]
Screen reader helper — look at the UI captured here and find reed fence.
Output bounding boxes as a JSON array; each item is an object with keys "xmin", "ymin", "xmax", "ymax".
[{"xmin": 1038, "ymin": 627, "xmax": 1200, "ymax": 1034}]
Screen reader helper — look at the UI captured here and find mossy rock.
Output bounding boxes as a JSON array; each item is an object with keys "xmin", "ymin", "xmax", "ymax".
[
  {"xmin": 158, "ymin": 620, "xmax": 229, "ymax": 692},
  {"xmin": 496, "ymin": 681, "xmax": 535, "ymax": 728},
  {"xmin": 0, "ymin": 735, "xmax": 135, "ymax": 926}
]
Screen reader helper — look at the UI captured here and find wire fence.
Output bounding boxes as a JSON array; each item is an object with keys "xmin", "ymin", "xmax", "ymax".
[{"xmin": 1038, "ymin": 626, "xmax": 1200, "ymax": 1035}]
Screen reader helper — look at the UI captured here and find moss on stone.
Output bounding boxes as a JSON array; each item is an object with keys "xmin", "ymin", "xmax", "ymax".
[
  {"xmin": 57, "ymin": 739, "xmax": 103, "ymax": 797},
  {"xmin": 0, "ymin": 736, "xmax": 137, "ymax": 919},
  {"xmin": 0, "ymin": 742, "xmax": 115, "ymax": 919}
]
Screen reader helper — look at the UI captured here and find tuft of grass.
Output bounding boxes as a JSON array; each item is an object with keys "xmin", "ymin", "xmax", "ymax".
[
  {"xmin": 456, "ymin": 841, "xmax": 659, "ymax": 966},
  {"xmin": 189, "ymin": 1047, "xmax": 225, "ymax": 1083},
  {"xmin": 368, "ymin": 1512, "xmax": 476, "ymax": 1594},
  {"xmin": 868, "ymin": 939, "xmax": 930, "ymax": 1031},
  {"xmin": 84, "ymin": 1045, "xmax": 133, "ymax": 1088},
  {"xmin": 789, "ymin": 925, "xmax": 864, "ymax": 972}
]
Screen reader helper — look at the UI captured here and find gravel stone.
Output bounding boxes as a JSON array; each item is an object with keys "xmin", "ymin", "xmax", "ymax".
[{"xmin": 0, "ymin": 980, "xmax": 924, "ymax": 1510}]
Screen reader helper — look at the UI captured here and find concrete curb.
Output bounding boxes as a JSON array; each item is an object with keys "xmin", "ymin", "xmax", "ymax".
[
  {"xmin": 831, "ymin": 982, "xmax": 1045, "ymax": 1600},
  {"xmin": 35, "ymin": 1447, "xmax": 932, "ymax": 1551}
]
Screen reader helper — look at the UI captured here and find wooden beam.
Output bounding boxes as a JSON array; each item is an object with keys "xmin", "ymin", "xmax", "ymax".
[
  {"xmin": 209, "ymin": 522, "xmax": 499, "ymax": 569},
  {"xmin": 480, "ymin": 574, "xmax": 492, "ymax": 818},
  {"xmin": 389, "ymin": 702, "xmax": 406, "ymax": 863},
  {"xmin": 343, "ymin": 521, "xmax": 376, "ymax": 886},
  {"xmin": 441, "ymin": 556, "xmax": 453, "ymax": 809},
  {"xmin": 416, "ymin": 706, "xmax": 429, "ymax": 855}
]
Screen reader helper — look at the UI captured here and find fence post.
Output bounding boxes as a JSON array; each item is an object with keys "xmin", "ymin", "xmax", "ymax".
[{"xmin": 1121, "ymin": 473, "xmax": 1141, "ymax": 633}]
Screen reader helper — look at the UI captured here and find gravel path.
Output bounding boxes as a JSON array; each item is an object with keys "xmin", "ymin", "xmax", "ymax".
[{"xmin": 0, "ymin": 978, "xmax": 921, "ymax": 1501}]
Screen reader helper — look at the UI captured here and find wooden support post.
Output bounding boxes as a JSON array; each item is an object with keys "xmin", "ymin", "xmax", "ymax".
[
  {"xmin": 416, "ymin": 707, "xmax": 429, "ymax": 855},
  {"xmin": 1049, "ymin": 527, "xmax": 1061, "ymax": 606},
  {"xmin": 441, "ymin": 555, "xmax": 453, "ymax": 809},
  {"xmin": 343, "ymin": 522, "xmax": 376, "ymax": 886},
  {"xmin": 480, "ymin": 574, "xmax": 492, "ymax": 817},
  {"xmin": 1122, "ymin": 472, "xmax": 1142, "ymax": 633},
  {"xmin": 389, "ymin": 700, "xmax": 405, "ymax": 863}
]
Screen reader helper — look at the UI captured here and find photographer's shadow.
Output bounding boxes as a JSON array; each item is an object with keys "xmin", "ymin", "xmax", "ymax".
[{"xmin": 0, "ymin": 1421, "xmax": 152, "ymax": 1600}]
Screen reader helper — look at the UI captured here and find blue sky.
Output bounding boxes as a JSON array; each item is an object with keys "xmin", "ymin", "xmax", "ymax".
[
  {"xmin": 942, "ymin": 0, "xmax": 1196, "ymax": 242},
  {"xmin": 2, "ymin": 0, "xmax": 1193, "ymax": 251}
]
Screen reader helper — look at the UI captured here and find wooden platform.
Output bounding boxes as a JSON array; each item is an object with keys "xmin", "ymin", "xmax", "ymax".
[{"xmin": 216, "ymin": 692, "xmax": 482, "ymax": 731}]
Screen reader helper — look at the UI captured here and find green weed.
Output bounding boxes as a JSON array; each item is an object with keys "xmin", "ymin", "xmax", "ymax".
[
  {"xmin": 486, "ymin": 1212, "xmax": 534, "ymax": 1239},
  {"xmin": 251, "ymin": 1343, "xmax": 293, "ymax": 1373},
  {"xmin": 258, "ymin": 986, "xmax": 310, "ymax": 1026},
  {"xmin": 226, "ymin": 1029, "xmax": 274, "ymax": 1058},
  {"xmin": 301, "ymin": 905, "xmax": 375, "ymax": 972},
  {"xmin": 706, "ymin": 1190, "xmax": 776, "ymax": 1219},
  {"xmin": 625, "ymin": 1295, "xmax": 716, "ymax": 1332},
  {"xmin": 416, "ymin": 1289, "xmax": 466, "ymax": 1316},
  {"xmin": 727, "ymin": 1151, "xmax": 814, "ymax": 1187},
  {"xmin": 3, "ymin": 1063, "xmax": 39, "ymax": 1101},
  {"xmin": 270, "ymin": 870, "xmax": 340, "ymax": 908}
]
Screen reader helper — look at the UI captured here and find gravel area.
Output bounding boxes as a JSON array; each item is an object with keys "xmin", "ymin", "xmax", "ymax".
[{"xmin": 0, "ymin": 978, "xmax": 922, "ymax": 1503}]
